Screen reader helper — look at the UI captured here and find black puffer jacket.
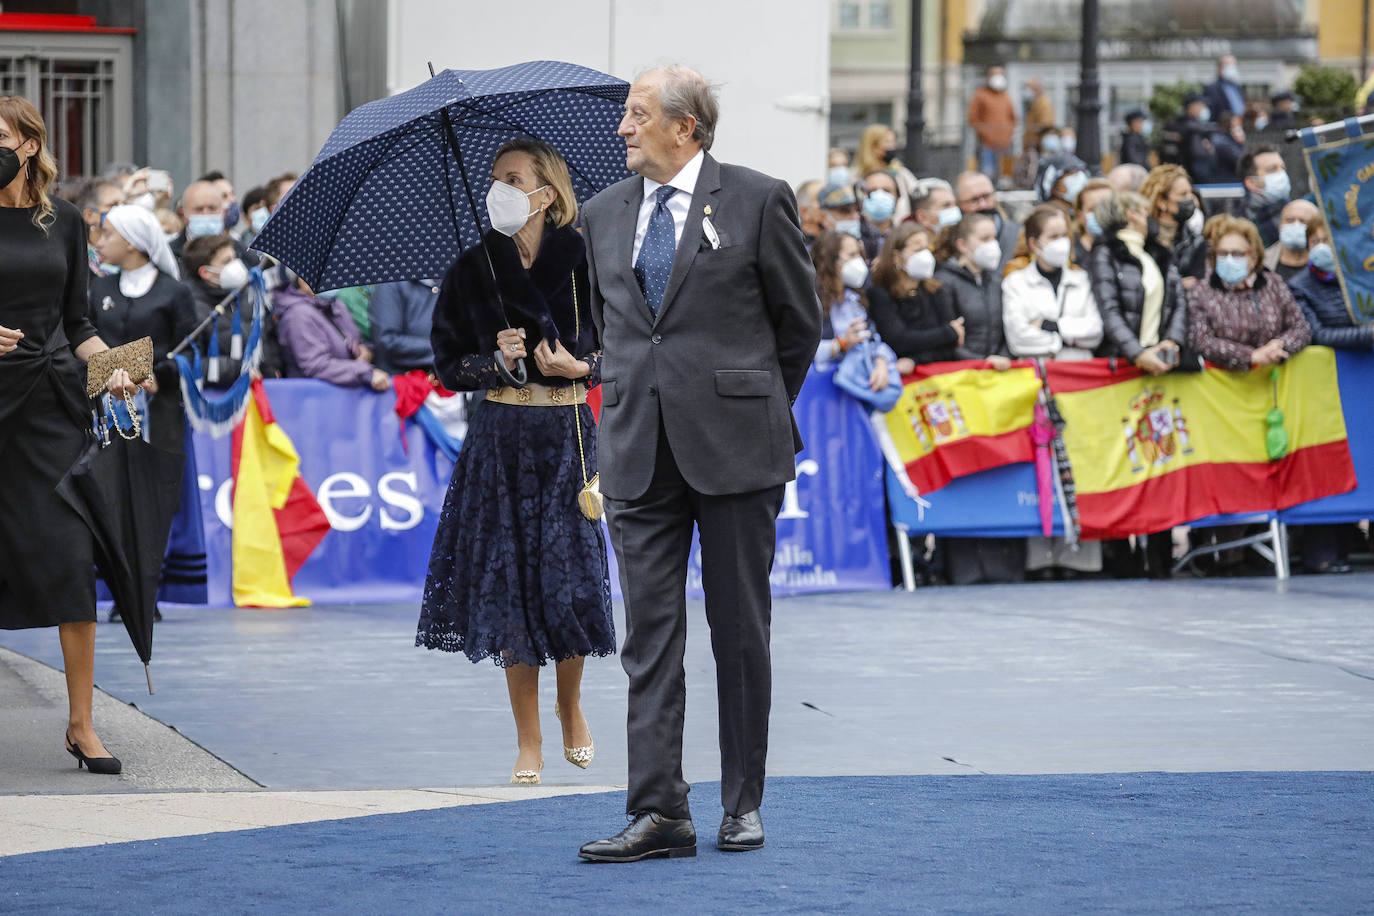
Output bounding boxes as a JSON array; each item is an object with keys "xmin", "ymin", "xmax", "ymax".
[
  {"xmin": 1088, "ymin": 233, "xmax": 1187, "ymax": 360},
  {"xmin": 867, "ymin": 282, "xmax": 960, "ymax": 365},
  {"xmin": 1167, "ymin": 220, "xmax": 1209, "ymax": 282},
  {"xmin": 936, "ymin": 259, "xmax": 1007, "ymax": 360}
]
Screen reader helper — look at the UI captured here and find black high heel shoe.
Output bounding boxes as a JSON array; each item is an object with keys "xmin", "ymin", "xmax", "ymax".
[{"xmin": 65, "ymin": 731, "xmax": 122, "ymax": 775}]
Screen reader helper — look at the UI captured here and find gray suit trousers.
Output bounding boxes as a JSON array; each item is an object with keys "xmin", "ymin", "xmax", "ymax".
[{"xmin": 607, "ymin": 422, "xmax": 783, "ymax": 820}]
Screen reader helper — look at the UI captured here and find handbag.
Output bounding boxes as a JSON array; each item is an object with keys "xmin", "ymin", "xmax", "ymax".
[
  {"xmin": 86, "ymin": 336, "xmax": 153, "ymax": 398},
  {"xmin": 569, "ymin": 275, "xmax": 603, "ymax": 521},
  {"xmin": 87, "ymin": 336, "xmax": 153, "ymax": 441},
  {"xmin": 833, "ymin": 339, "xmax": 903, "ymax": 412}
]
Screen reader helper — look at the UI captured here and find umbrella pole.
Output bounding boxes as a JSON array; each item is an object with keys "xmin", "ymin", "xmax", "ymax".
[
  {"xmin": 437, "ymin": 102, "xmax": 527, "ymax": 387},
  {"xmin": 145, "ymin": 663, "xmax": 154, "ymax": 695}
]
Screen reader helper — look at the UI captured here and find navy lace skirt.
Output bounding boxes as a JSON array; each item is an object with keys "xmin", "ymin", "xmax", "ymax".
[{"xmin": 417, "ymin": 397, "xmax": 615, "ymax": 667}]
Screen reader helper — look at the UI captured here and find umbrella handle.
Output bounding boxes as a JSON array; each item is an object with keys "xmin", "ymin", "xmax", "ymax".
[{"xmin": 494, "ymin": 351, "xmax": 527, "ymax": 388}]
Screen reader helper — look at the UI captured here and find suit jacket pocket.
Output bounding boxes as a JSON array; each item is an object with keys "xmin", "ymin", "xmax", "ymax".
[
  {"xmin": 714, "ymin": 369, "xmax": 773, "ymax": 397},
  {"xmin": 600, "ymin": 379, "xmax": 619, "ymax": 406}
]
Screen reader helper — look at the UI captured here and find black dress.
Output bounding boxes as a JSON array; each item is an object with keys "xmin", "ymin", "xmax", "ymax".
[
  {"xmin": 88, "ymin": 270, "xmax": 198, "ymax": 454},
  {"xmin": 0, "ymin": 199, "xmax": 101, "ymax": 629},
  {"xmin": 416, "ymin": 225, "xmax": 615, "ymax": 667}
]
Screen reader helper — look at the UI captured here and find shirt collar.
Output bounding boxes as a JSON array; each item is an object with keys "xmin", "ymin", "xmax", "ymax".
[
  {"xmin": 642, "ymin": 149, "xmax": 705, "ymax": 201},
  {"xmin": 118, "ymin": 261, "xmax": 159, "ymax": 299}
]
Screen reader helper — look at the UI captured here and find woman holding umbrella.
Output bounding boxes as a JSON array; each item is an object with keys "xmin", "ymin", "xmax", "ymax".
[
  {"xmin": 417, "ymin": 138, "xmax": 613, "ymax": 785},
  {"xmin": 0, "ymin": 96, "xmax": 148, "ymax": 775}
]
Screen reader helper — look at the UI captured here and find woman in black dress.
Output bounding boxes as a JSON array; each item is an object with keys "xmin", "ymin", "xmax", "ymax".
[
  {"xmin": 88, "ymin": 204, "xmax": 197, "ymax": 454},
  {"xmin": 417, "ymin": 139, "xmax": 613, "ymax": 785},
  {"xmin": 0, "ymin": 96, "xmax": 147, "ymax": 774}
]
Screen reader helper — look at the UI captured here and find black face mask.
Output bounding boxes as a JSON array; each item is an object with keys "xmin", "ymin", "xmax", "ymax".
[
  {"xmin": 0, "ymin": 147, "xmax": 22, "ymax": 189},
  {"xmin": 1175, "ymin": 198, "xmax": 1196, "ymax": 224},
  {"xmin": 880, "ymin": 148, "xmax": 898, "ymax": 165}
]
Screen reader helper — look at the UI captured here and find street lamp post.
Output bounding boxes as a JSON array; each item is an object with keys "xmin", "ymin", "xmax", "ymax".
[
  {"xmin": 1076, "ymin": 0, "xmax": 1102, "ymax": 169},
  {"xmin": 904, "ymin": 0, "xmax": 926, "ymax": 172}
]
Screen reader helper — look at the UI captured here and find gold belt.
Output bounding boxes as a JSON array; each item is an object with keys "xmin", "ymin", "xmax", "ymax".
[{"xmin": 485, "ymin": 383, "xmax": 586, "ymax": 407}]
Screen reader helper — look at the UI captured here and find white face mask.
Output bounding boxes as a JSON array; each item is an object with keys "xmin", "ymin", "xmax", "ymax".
[
  {"xmin": 840, "ymin": 256, "xmax": 869, "ymax": 289},
  {"xmin": 250, "ymin": 207, "xmax": 270, "ymax": 233},
  {"xmin": 212, "ymin": 257, "xmax": 250, "ymax": 291},
  {"xmin": 905, "ymin": 249, "xmax": 936, "ymax": 281},
  {"xmin": 485, "ymin": 180, "xmax": 548, "ymax": 237},
  {"xmin": 971, "ymin": 239, "xmax": 1002, "ymax": 271},
  {"xmin": 988, "ymin": 74, "xmax": 1008, "ymax": 92},
  {"xmin": 1186, "ymin": 206, "xmax": 1205, "ymax": 235},
  {"xmin": 1038, "ymin": 237, "xmax": 1072, "ymax": 269}
]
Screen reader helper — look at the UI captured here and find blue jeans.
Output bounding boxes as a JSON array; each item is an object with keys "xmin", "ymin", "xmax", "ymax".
[{"xmin": 978, "ymin": 145, "xmax": 1000, "ymax": 178}]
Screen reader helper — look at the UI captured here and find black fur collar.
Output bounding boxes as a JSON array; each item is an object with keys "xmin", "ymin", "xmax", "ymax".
[{"xmin": 473, "ymin": 224, "xmax": 584, "ymax": 346}]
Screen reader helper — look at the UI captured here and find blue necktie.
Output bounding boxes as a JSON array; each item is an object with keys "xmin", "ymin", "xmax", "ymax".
[{"xmin": 635, "ymin": 186, "xmax": 678, "ymax": 317}]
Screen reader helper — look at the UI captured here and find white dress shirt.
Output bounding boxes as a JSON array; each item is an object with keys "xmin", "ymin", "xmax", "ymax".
[{"xmin": 631, "ymin": 149, "xmax": 704, "ymax": 263}]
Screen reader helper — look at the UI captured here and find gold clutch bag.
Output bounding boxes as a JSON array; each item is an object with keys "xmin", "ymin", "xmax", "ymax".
[{"xmin": 86, "ymin": 336, "xmax": 153, "ymax": 398}]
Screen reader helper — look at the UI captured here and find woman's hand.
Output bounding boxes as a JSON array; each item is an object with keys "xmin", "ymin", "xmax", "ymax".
[
  {"xmin": 106, "ymin": 369, "xmax": 152, "ymax": 399},
  {"xmin": 533, "ymin": 339, "xmax": 590, "ymax": 379},
  {"xmin": 370, "ymin": 368, "xmax": 392, "ymax": 391},
  {"xmin": 355, "ymin": 343, "xmax": 374, "ymax": 364},
  {"xmin": 497, "ymin": 327, "xmax": 527, "ymax": 371},
  {"xmin": 950, "ymin": 316, "xmax": 966, "ymax": 347},
  {"xmin": 895, "ymin": 357, "xmax": 916, "ymax": 376},
  {"xmin": 1134, "ymin": 345, "xmax": 1170, "ymax": 375},
  {"xmin": 0, "ymin": 325, "xmax": 22, "ymax": 356},
  {"xmin": 869, "ymin": 357, "xmax": 890, "ymax": 391},
  {"xmin": 1250, "ymin": 339, "xmax": 1288, "ymax": 367},
  {"xmin": 985, "ymin": 355, "xmax": 1012, "ymax": 370},
  {"xmin": 842, "ymin": 318, "xmax": 869, "ymax": 350}
]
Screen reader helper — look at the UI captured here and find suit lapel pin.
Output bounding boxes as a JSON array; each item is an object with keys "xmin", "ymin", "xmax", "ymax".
[{"xmin": 703, "ymin": 205, "xmax": 712, "ymax": 216}]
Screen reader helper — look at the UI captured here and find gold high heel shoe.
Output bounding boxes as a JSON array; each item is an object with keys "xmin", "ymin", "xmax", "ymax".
[
  {"xmin": 511, "ymin": 754, "xmax": 543, "ymax": 785},
  {"xmin": 555, "ymin": 704, "xmax": 595, "ymax": 769}
]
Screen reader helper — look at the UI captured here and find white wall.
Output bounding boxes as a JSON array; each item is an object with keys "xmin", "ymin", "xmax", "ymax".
[{"xmin": 387, "ymin": 0, "xmax": 830, "ymax": 189}]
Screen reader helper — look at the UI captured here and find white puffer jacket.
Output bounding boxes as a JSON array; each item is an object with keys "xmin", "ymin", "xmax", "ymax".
[{"xmin": 1001, "ymin": 262, "xmax": 1103, "ymax": 360}]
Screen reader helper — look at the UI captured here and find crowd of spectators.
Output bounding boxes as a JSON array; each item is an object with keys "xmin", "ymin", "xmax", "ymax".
[{"xmin": 816, "ymin": 55, "xmax": 1369, "ymax": 581}]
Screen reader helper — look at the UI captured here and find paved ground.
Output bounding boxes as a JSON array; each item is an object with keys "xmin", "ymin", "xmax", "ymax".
[{"xmin": 2, "ymin": 573, "xmax": 1372, "ymax": 857}]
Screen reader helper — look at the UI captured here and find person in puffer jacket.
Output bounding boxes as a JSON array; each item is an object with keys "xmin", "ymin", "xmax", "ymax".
[{"xmin": 1287, "ymin": 216, "xmax": 1372, "ymax": 350}]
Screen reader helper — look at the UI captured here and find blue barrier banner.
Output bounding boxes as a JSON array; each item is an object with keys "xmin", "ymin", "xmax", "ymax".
[
  {"xmin": 1306, "ymin": 129, "xmax": 1374, "ymax": 323},
  {"xmin": 193, "ymin": 373, "xmax": 891, "ymax": 606}
]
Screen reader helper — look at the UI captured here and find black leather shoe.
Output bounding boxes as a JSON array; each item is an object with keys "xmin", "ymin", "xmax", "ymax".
[
  {"xmin": 717, "ymin": 809, "xmax": 764, "ymax": 851},
  {"xmin": 579, "ymin": 811, "xmax": 696, "ymax": 862}
]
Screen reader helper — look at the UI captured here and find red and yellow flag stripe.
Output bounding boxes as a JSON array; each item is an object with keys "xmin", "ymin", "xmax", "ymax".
[
  {"xmin": 883, "ymin": 360, "xmax": 1043, "ymax": 493},
  {"xmin": 1046, "ymin": 348, "xmax": 1356, "ymax": 539}
]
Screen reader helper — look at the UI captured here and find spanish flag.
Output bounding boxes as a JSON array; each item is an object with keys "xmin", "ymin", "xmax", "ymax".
[
  {"xmin": 883, "ymin": 360, "xmax": 1043, "ymax": 493},
  {"xmin": 230, "ymin": 381, "xmax": 331, "ymax": 607},
  {"xmin": 1045, "ymin": 348, "xmax": 1357, "ymax": 539}
]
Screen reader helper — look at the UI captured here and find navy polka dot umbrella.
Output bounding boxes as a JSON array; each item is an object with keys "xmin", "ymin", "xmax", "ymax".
[{"xmin": 251, "ymin": 60, "xmax": 632, "ymax": 293}]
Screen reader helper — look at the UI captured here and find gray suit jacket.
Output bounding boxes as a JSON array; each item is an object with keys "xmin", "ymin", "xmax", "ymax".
[{"xmin": 582, "ymin": 153, "xmax": 822, "ymax": 500}]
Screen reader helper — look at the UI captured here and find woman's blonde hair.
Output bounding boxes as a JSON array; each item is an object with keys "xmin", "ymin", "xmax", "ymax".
[
  {"xmin": 855, "ymin": 123, "xmax": 896, "ymax": 177},
  {"xmin": 1139, "ymin": 164, "xmax": 1190, "ymax": 218},
  {"xmin": 1204, "ymin": 214, "xmax": 1266, "ymax": 267},
  {"xmin": 0, "ymin": 96, "xmax": 59, "ymax": 233},
  {"xmin": 492, "ymin": 138, "xmax": 578, "ymax": 228}
]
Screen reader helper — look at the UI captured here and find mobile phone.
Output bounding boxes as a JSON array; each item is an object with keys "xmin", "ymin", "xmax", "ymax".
[
  {"xmin": 1159, "ymin": 346, "xmax": 1179, "ymax": 367},
  {"xmin": 146, "ymin": 170, "xmax": 171, "ymax": 192}
]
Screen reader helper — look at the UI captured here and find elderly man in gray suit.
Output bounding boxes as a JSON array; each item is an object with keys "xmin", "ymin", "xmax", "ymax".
[{"xmin": 577, "ymin": 67, "xmax": 821, "ymax": 863}]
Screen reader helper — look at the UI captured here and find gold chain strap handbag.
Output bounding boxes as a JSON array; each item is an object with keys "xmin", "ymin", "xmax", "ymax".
[
  {"xmin": 570, "ymin": 275, "xmax": 603, "ymax": 521},
  {"xmin": 87, "ymin": 336, "xmax": 153, "ymax": 441}
]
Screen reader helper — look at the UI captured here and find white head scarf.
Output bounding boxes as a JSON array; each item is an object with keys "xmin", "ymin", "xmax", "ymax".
[{"xmin": 103, "ymin": 204, "xmax": 181, "ymax": 280}]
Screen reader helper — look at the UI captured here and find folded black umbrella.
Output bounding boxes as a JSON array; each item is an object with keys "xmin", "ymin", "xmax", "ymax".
[{"xmin": 57, "ymin": 426, "xmax": 184, "ymax": 694}]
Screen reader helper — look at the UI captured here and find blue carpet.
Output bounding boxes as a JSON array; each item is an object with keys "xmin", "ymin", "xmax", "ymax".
[{"xmin": 7, "ymin": 774, "xmax": 1373, "ymax": 914}]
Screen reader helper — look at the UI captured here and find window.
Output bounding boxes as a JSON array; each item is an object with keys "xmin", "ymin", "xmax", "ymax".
[
  {"xmin": 0, "ymin": 37, "xmax": 131, "ymax": 180},
  {"xmin": 835, "ymin": 1, "xmax": 894, "ymax": 32}
]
